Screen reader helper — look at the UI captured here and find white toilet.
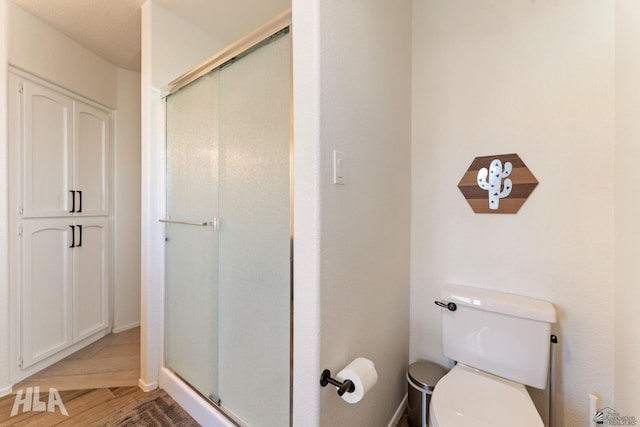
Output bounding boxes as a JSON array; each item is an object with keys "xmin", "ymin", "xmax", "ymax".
[{"xmin": 429, "ymin": 284, "xmax": 557, "ymax": 427}]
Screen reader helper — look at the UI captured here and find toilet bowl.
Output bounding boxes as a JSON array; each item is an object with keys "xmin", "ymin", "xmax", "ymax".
[
  {"xmin": 429, "ymin": 364, "xmax": 543, "ymax": 427},
  {"xmin": 429, "ymin": 284, "xmax": 557, "ymax": 427}
]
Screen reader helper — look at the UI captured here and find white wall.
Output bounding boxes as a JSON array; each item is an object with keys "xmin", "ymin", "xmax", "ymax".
[
  {"xmin": 7, "ymin": 1, "xmax": 118, "ymax": 108},
  {"xmin": 113, "ymin": 68, "xmax": 142, "ymax": 332},
  {"xmin": 149, "ymin": 1, "xmax": 226, "ymax": 89},
  {"xmin": 614, "ymin": 0, "xmax": 640, "ymax": 417},
  {"xmin": 0, "ymin": 0, "xmax": 11, "ymax": 396},
  {"xmin": 140, "ymin": 0, "xmax": 226, "ymax": 390},
  {"xmin": 291, "ymin": 0, "xmax": 321, "ymax": 422},
  {"xmin": 292, "ymin": 0, "xmax": 412, "ymax": 425},
  {"xmin": 411, "ymin": 1, "xmax": 615, "ymax": 425}
]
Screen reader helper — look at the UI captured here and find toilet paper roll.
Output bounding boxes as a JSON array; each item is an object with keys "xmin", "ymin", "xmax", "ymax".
[{"xmin": 336, "ymin": 357, "xmax": 378, "ymax": 404}]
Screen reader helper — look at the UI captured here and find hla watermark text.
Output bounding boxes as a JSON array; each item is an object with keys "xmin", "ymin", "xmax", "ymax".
[{"xmin": 11, "ymin": 387, "xmax": 68, "ymax": 417}]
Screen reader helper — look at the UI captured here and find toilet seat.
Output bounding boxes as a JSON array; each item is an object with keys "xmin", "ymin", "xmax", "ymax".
[{"xmin": 429, "ymin": 364, "xmax": 544, "ymax": 427}]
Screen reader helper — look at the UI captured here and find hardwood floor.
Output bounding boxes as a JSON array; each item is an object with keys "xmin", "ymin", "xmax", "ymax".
[
  {"xmin": 13, "ymin": 327, "xmax": 140, "ymax": 392},
  {"xmin": 0, "ymin": 328, "xmax": 169, "ymax": 426},
  {"xmin": 0, "ymin": 386, "xmax": 150, "ymax": 426}
]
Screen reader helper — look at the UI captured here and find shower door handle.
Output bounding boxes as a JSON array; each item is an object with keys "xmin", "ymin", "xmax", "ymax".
[{"xmin": 159, "ymin": 218, "xmax": 220, "ymax": 230}]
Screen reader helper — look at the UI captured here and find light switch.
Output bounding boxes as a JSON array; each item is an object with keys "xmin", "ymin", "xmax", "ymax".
[{"xmin": 333, "ymin": 150, "xmax": 345, "ymax": 185}]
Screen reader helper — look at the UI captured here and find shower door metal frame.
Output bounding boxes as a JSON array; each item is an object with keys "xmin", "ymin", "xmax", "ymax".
[
  {"xmin": 161, "ymin": 9, "xmax": 292, "ymax": 98},
  {"xmin": 160, "ymin": 8, "xmax": 293, "ymax": 427}
]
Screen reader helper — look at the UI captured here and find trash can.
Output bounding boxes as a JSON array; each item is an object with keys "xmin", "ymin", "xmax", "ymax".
[{"xmin": 407, "ymin": 361, "xmax": 448, "ymax": 427}]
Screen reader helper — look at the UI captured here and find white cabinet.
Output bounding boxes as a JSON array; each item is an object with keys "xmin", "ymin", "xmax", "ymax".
[
  {"xmin": 20, "ymin": 77, "xmax": 110, "ymax": 218},
  {"xmin": 73, "ymin": 103, "xmax": 110, "ymax": 216},
  {"xmin": 72, "ymin": 218, "xmax": 110, "ymax": 342},
  {"xmin": 9, "ymin": 69, "xmax": 112, "ymax": 376},
  {"xmin": 20, "ymin": 220, "xmax": 73, "ymax": 368},
  {"xmin": 20, "ymin": 218, "xmax": 109, "ymax": 369},
  {"xmin": 21, "ymin": 82, "xmax": 73, "ymax": 218}
]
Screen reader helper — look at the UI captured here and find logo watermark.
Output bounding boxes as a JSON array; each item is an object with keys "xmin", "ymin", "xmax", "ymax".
[
  {"xmin": 10, "ymin": 387, "xmax": 68, "ymax": 417},
  {"xmin": 593, "ymin": 407, "xmax": 637, "ymax": 425}
]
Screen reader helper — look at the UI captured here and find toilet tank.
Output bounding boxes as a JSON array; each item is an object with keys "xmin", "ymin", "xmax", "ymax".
[{"xmin": 439, "ymin": 284, "xmax": 557, "ymax": 389}]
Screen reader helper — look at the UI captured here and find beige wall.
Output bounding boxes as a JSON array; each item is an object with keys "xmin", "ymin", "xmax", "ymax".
[
  {"xmin": 614, "ymin": 0, "xmax": 640, "ymax": 417},
  {"xmin": 411, "ymin": 1, "xmax": 616, "ymax": 425},
  {"xmin": 292, "ymin": 0, "xmax": 412, "ymax": 425},
  {"xmin": 0, "ymin": 0, "xmax": 10, "ymax": 394},
  {"xmin": 7, "ymin": 1, "xmax": 118, "ymax": 108}
]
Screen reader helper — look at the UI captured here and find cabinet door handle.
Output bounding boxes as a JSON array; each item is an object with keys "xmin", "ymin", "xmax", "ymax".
[
  {"xmin": 77, "ymin": 225, "xmax": 82, "ymax": 247},
  {"xmin": 70, "ymin": 190, "xmax": 76, "ymax": 213},
  {"xmin": 77, "ymin": 190, "xmax": 82, "ymax": 213},
  {"xmin": 69, "ymin": 225, "xmax": 75, "ymax": 248}
]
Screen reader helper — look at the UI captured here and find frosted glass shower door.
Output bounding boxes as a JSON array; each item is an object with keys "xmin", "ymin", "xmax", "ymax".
[
  {"xmin": 217, "ymin": 32, "xmax": 291, "ymax": 426},
  {"xmin": 164, "ymin": 29, "xmax": 291, "ymax": 426},
  {"xmin": 165, "ymin": 71, "xmax": 220, "ymax": 402}
]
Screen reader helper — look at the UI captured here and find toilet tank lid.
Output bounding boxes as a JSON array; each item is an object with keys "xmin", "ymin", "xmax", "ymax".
[{"xmin": 441, "ymin": 284, "xmax": 557, "ymax": 323}]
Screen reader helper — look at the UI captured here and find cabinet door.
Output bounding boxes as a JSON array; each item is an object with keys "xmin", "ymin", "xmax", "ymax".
[
  {"xmin": 22, "ymin": 80, "xmax": 73, "ymax": 218},
  {"xmin": 21, "ymin": 220, "xmax": 73, "ymax": 368},
  {"xmin": 73, "ymin": 218, "xmax": 109, "ymax": 342},
  {"xmin": 74, "ymin": 102, "xmax": 110, "ymax": 217}
]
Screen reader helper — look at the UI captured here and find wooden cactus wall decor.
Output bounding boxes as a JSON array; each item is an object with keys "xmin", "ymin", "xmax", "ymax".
[{"xmin": 458, "ymin": 153, "xmax": 538, "ymax": 214}]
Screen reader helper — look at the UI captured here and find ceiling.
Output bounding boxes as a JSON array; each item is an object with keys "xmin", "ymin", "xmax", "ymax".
[{"xmin": 9, "ymin": 0, "xmax": 290, "ymax": 72}]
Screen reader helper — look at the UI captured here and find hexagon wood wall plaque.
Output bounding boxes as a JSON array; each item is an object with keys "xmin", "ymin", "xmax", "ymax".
[{"xmin": 458, "ymin": 153, "xmax": 538, "ymax": 214}]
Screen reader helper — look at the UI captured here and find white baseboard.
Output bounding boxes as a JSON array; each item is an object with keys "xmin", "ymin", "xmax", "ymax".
[
  {"xmin": 112, "ymin": 321, "xmax": 141, "ymax": 334},
  {"xmin": 388, "ymin": 394, "xmax": 408, "ymax": 427},
  {"xmin": 0, "ymin": 384, "xmax": 13, "ymax": 398},
  {"xmin": 138, "ymin": 378, "xmax": 158, "ymax": 392}
]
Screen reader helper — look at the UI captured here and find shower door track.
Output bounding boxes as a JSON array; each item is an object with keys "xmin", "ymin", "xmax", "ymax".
[{"xmin": 161, "ymin": 9, "xmax": 292, "ymax": 99}]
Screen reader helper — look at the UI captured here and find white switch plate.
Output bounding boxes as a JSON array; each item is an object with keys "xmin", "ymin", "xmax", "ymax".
[{"xmin": 333, "ymin": 150, "xmax": 345, "ymax": 185}]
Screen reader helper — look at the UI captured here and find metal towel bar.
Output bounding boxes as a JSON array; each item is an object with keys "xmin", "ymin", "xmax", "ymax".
[{"xmin": 159, "ymin": 218, "xmax": 219, "ymax": 230}]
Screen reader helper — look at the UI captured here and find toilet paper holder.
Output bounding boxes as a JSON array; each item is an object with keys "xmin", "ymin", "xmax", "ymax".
[{"xmin": 320, "ymin": 369, "xmax": 355, "ymax": 396}]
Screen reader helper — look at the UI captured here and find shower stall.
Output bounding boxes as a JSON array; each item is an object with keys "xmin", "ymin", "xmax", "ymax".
[{"xmin": 159, "ymin": 12, "xmax": 291, "ymax": 426}]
